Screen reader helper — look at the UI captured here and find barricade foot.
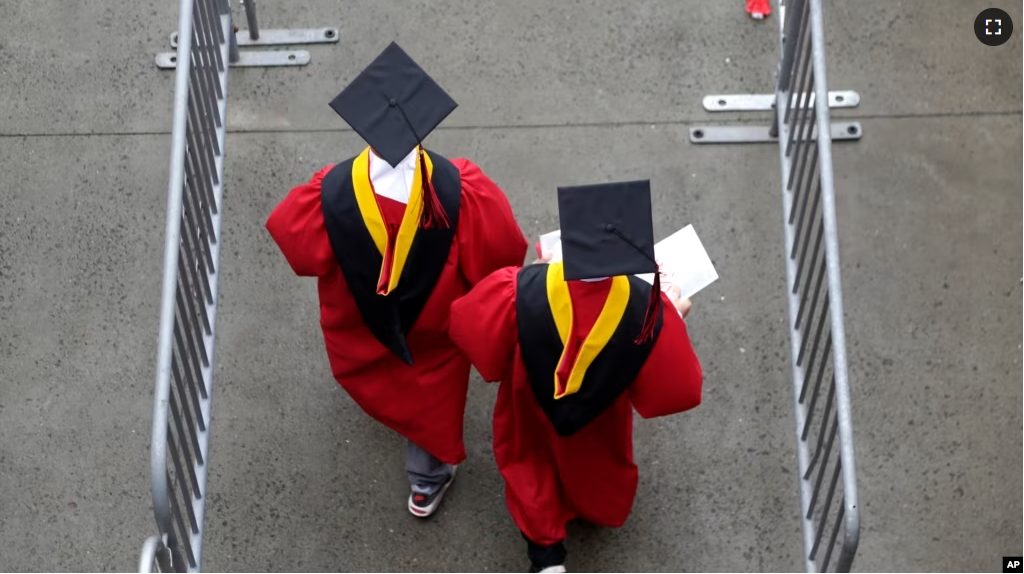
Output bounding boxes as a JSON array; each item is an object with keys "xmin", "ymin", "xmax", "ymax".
[
  {"xmin": 688, "ymin": 122, "xmax": 862, "ymax": 144},
  {"xmin": 702, "ymin": 91, "xmax": 860, "ymax": 112},
  {"xmin": 170, "ymin": 28, "xmax": 339, "ymax": 48},
  {"xmin": 156, "ymin": 49, "xmax": 311, "ymax": 69}
]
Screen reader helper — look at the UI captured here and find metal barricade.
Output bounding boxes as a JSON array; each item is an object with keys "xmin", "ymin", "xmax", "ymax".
[
  {"xmin": 142, "ymin": 0, "xmax": 231, "ymax": 571},
  {"xmin": 690, "ymin": 1, "xmax": 861, "ymax": 571},
  {"xmin": 141, "ymin": 2, "xmax": 337, "ymax": 571},
  {"xmin": 773, "ymin": 1, "xmax": 861, "ymax": 570},
  {"xmin": 142, "ymin": 0, "xmax": 339, "ymax": 568}
]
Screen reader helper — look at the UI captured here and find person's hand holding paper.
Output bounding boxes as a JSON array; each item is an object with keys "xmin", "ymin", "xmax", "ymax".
[{"xmin": 667, "ymin": 285, "xmax": 693, "ymax": 319}]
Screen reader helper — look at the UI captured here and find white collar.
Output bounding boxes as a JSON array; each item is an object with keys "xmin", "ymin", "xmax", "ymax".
[
  {"xmin": 369, "ymin": 147, "xmax": 418, "ymax": 179},
  {"xmin": 368, "ymin": 147, "xmax": 418, "ymax": 204}
]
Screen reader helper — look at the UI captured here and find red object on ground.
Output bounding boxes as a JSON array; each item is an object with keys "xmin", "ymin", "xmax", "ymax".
[{"xmin": 746, "ymin": 0, "xmax": 771, "ymax": 19}]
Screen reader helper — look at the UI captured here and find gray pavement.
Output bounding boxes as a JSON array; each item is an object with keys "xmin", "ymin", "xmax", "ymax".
[{"xmin": 0, "ymin": 0, "xmax": 1020, "ymax": 572}]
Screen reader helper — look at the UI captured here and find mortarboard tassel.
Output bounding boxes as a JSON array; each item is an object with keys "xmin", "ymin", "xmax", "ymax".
[
  {"xmin": 634, "ymin": 264, "xmax": 661, "ymax": 344},
  {"xmin": 606, "ymin": 224, "xmax": 662, "ymax": 345},
  {"xmin": 418, "ymin": 147, "xmax": 450, "ymax": 229},
  {"xmin": 388, "ymin": 97, "xmax": 451, "ymax": 230}
]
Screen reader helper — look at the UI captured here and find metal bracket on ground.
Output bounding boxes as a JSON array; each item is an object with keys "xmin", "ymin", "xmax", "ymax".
[
  {"xmin": 702, "ymin": 90, "xmax": 859, "ymax": 112},
  {"xmin": 690, "ymin": 87, "xmax": 864, "ymax": 145},
  {"xmin": 155, "ymin": 49, "xmax": 311, "ymax": 69},
  {"xmin": 688, "ymin": 122, "xmax": 862, "ymax": 144},
  {"xmin": 169, "ymin": 27, "xmax": 339, "ymax": 48}
]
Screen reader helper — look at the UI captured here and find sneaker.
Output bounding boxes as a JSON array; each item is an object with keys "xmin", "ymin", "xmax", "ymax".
[
  {"xmin": 529, "ymin": 566, "xmax": 566, "ymax": 573},
  {"xmin": 407, "ymin": 466, "xmax": 457, "ymax": 518}
]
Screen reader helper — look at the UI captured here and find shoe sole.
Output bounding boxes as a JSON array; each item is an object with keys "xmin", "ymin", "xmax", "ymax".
[{"xmin": 408, "ymin": 467, "xmax": 457, "ymax": 518}]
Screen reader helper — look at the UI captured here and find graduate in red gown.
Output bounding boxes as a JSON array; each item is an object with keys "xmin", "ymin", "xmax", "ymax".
[
  {"xmin": 449, "ymin": 180, "xmax": 704, "ymax": 572},
  {"xmin": 266, "ymin": 42, "xmax": 528, "ymax": 518}
]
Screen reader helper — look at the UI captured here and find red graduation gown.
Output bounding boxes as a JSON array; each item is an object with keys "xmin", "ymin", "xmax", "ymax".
[
  {"xmin": 448, "ymin": 266, "xmax": 704, "ymax": 544},
  {"xmin": 266, "ymin": 156, "xmax": 528, "ymax": 465}
]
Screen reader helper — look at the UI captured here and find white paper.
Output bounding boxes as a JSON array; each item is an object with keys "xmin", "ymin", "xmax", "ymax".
[
  {"xmin": 538, "ymin": 229, "xmax": 563, "ymax": 263},
  {"xmin": 537, "ymin": 224, "xmax": 718, "ymax": 300},
  {"xmin": 635, "ymin": 225, "xmax": 719, "ymax": 300}
]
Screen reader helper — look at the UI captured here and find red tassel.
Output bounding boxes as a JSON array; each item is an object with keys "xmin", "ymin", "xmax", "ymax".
[
  {"xmin": 634, "ymin": 267, "xmax": 661, "ymax": 344},
  {"xmin": 419, "ymin": 150, "xmax": 450, "ymax": 229}
]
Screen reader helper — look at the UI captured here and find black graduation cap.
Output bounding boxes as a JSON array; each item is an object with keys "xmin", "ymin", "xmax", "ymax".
[
  {"xmin": 328, "ymin": 41, "xmax": 457, "ymax": 228},
  {"xmin": 328, "ymin": 41, "xmax": 458, "ymax": 168},
  {"xmin": 557, "ymin": 179, "xmax": 662, "ymax": 343},
  {"xmin": 557, "ymin": 180, "xmax": 657, "ymax": 280}
]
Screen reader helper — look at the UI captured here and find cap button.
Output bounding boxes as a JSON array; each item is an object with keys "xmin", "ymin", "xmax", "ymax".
[
  {"xmin": 604, "ymin": 223, "xmax": 615, "ymax": 232},
  {"xmin": 388, "ymin": 98, "xmax": 398, "ymax": 107}
]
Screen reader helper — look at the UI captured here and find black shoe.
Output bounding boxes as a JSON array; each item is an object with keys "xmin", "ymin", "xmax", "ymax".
[{"xmin": 525, "ymin": 535, "xmax": 568, "ymax": 573}]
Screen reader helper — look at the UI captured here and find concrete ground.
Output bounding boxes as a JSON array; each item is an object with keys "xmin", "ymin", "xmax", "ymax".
[{"xmin": 0, "ymin": 0, "xmax": 1020, "ymax": 572}]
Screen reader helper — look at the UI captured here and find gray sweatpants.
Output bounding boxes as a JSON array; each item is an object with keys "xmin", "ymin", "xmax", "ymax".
[{"xmin": 405, "ymin": 440, "xmax": 454, "ymax": 495}]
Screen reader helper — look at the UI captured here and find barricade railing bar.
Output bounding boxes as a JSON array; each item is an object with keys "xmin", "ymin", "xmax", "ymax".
[
  {"xmin": 690, "ymin": 0, "xmax": 861, "ymax": 571},
  {"xmin": 141, "ymin": 0, "xmax": 230, "ymax": 571},
  {"xmin": 774, "ymin": 1, "xmax": 860, "ymax": 570}
]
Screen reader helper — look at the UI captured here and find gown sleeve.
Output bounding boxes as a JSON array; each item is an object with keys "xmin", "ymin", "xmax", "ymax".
[
  {"xmin": 451, "ymin": 159, "xmax": 529, "ymax": 287},
  {"xmin": 448, "ymin": 266, "xmax": 521, "ymax": 383},
  {"xmin": 265, "ymin": 165, "xmax": 337, "ymax": 277},
  {"xmin": 629, "ymin": 293, "xmax": 704, "ymax": 419}
]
